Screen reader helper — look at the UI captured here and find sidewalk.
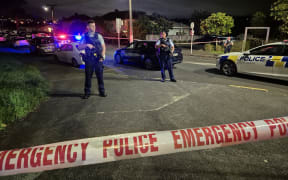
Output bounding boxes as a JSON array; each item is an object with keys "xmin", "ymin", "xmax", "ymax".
[{"xmin": 181, "ymin": 49, "xmax": 221, "ymax": 58}]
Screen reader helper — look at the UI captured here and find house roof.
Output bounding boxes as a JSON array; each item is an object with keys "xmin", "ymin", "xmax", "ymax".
[{"xmin": 171, "ymin": 22, "xmax": 190, "ymax": 28}]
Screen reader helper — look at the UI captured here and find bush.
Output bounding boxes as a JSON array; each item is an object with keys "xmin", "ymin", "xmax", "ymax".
[
  {"xmin": 216, "ymin": 44, "xmax": 224, "ymax": 52},
  {"xmin": 204, "ymin": 44, "xmax": 214, "ymax": 52},
  {"xmin": 0, "ymin": 59, "xmax": 49, "ymax": 129},
  {"xmin": 232, "ymin": 39, "xmax": 264, "ymax": 52},
  {"xmin": 231, "ymin": 41, "xmax": 243, "ymax": 52}
]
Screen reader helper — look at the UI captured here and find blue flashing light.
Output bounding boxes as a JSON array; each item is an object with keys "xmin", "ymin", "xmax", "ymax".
[
  {"xmin": 0, "ymin": 47, "xmax": 31, "ymax": 54},
  {"xmin": 79, "ymin": 64, "xmax": 85, "ymax": 69},
  {"xmin": 75, "ymin": 35, "xmax": 82, "ymax": 41}
]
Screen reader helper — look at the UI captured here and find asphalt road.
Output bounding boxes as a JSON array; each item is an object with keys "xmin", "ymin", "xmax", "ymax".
[{"xmin": 0, "ymin": 50, "xmax": 287, "ymax": 180}]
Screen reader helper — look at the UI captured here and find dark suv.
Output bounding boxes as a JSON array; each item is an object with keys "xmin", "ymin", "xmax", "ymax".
[{"xmin": 114, "ymin": 40, "xmax": 183, "ymax": 69}]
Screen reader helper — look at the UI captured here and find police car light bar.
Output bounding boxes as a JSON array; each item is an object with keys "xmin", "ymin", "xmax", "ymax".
[
  {"xmin": 75, "ymin": 34, "xmax": 82, "ymax": 41},
  {"xmin": 59, "ymin": 34, "xmax": 67, "ymax": 39}
]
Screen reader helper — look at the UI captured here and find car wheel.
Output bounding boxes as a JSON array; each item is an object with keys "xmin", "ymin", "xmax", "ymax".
[
  {"xmin": 221, "ymin": 61, "xmax": 236, "ymax": 76},
  {"xmin": 72, "ymin": 58, "xmax": 79, "ymax": 67},
  {"xmin": 144, "ymin": 58, "xmax": 153, "ymax": 70},
  {"xmin": 115, "ymin": 54, "xmax": 123, "ymax": 64}
]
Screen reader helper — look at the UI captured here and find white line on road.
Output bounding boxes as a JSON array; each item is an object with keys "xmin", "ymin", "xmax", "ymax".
[
  {"xmin": 183, "ymin": 62, "xmax": 215, "ymax": 66},
  {"xmin": 229, "ymin": 85, "xmax": 269, "ymax": 92},
  {"xmin": 78, "ymin": 93, "xmax": 190, "ymax": 117}
]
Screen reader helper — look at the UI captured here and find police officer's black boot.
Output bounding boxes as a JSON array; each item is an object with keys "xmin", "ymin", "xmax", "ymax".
[
  {"xmin": 99, "ymin": 92, "xmax": 107, "ymax": 97},
  {"xmin": 82, "ymin": 94, "xmax": 90, "ymax": 99}
]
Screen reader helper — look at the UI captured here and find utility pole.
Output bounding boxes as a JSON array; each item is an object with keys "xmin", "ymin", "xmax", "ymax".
[{"xmin": 129, "ymin": 0, "xmax": 133, "ymax": 43}]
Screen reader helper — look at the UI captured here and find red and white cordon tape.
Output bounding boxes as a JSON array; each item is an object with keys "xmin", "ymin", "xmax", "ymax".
[
  {"xmin": 0, "ymin": 116, "xmax": 287, "ymax": 176},
  {"xmin": 175, "ymin": 40, "xmax": 219, "ymax": 45}
]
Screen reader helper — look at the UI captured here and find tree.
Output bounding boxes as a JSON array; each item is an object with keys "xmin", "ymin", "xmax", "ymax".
[
  {"xmin": 154, "ymin": 17, "xmax": 173, "ymax": 34},
  {"xmin": 133, "ymin": 16, "xmax": 151, "ymax": 39},
  {"xmin": 271, "ymin": 0, "xmax": 288, "ymax": 34},
  {"xmin": 200, "ymin": 12, "xmax": 234, "ymax": 36},
  {"xmin": 250, "ymin": 11, "xmax": 268, "ymax": 38},
  {"xmin": 133, "ymin": 15, "xmax": 173, "ymax": 39},
  {"xmin": 189, "ymin": 10, "xmax": 211, "ymax": 35},
  {"xmin": 251, "ymin": 12, "xmax": 267, "ymax": 27}
]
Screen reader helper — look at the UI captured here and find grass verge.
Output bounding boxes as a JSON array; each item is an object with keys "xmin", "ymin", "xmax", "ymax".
[{"xmin": 0, "ymin": 57, "xmax": 49, "ymax": 130}]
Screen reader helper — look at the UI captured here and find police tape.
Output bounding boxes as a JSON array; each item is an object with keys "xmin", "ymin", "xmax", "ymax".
[
  {"xmin": 0, "ymin": 116, "xmax": 287, "ymax": 176},
  {"xmin": 175, "ymin": 40, "xmax": 219, "ymax": 45},
  {"xmin": 103, "ymin": 37, "xmax": 129, "ymax": 40}
]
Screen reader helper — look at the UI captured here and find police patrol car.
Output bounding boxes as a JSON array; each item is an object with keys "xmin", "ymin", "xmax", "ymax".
[{"xmin": 216, "ymin": 41, "xmax": 288, "ymax": 79}]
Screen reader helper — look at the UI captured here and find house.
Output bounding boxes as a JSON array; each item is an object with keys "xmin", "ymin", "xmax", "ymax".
[{"xmin": 168, "ymin": 22, "xmax": 190, "ymax": 36}]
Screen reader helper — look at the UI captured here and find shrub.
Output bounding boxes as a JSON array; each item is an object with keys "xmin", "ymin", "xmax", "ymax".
[{"xmin": 204, "ymin": 44, "xmax": 214, "ymax": 52}]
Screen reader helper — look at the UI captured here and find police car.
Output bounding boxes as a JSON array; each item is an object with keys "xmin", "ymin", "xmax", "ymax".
[
  {"xmin": 54, "ymin": 42, "xmax": 85, "ymax": 67},
  {"xmin": 216, "ymin": 41, "xmax": 288, "ymax": 79}
]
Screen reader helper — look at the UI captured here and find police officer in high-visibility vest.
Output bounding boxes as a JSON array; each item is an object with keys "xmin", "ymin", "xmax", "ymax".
[
  {"xmin": 155, "ymin": 31, "xmax": 176, "ymax": 82},
  {"xmin": 79, "ymin": 20, "xmax": 107, "ymax": 99}
]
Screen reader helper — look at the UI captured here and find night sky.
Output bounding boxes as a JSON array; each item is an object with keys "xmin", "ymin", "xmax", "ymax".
[{"xmin": 25, "ymin": 0, "xmax": 274, "ymax": 18}]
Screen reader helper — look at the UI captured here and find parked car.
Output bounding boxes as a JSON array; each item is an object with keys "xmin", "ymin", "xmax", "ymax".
[
  {"xmin": 216, "ymin": 41, "xmax": 288, "ymax": 80},
  {"xmin": 30, "ymin": 37, "xmax": 55, "ymax": 54},
  {"xmin": 114, "ymin": 40, "xmax": 183, "ymax": 69},
  {"xmin": 0, "ymin": 37, "xmax": 31, "ymax": 54},
  {"xmin": 0, "ymin": 36, "xmax": 6, "ymax": 42},
  {"xmin": 12, "ymin": 37, "xmax": 30, "ymax": 47},
  {"xmin": 26, "ymin": 32, "xmax": 32, "ymax": 40},
  {"xmin": 54, "ymin": 42, "xmax": 85, "ymax": 67}
]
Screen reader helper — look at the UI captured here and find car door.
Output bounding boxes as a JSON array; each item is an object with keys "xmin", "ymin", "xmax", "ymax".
[
  {"xmin": 121, "ymin": 42, "xmax": 134, "ymax": 60},
  {"xmin": 132, "ymin": 42, "xmax": 145, "ymax": 62},
  {"xmin": 238, "ymin": 45, "xmax": 283, "ymax": 75},
  {"xmin": 57, "ymin": 44, "xmax": 69, "ymax": 62},
  {"xmin": 122, "ymin": 42, "xmax": 141, "ymax": 61},
  {"xmin": 63, "ymin": 44, "xmax": 73, "ymax": 63},
  {"xmin": 72, "ymin": 44, "xmax": 83, "ymax": 64},
  {"xmin": 273, "ymin": 45, "xmax": 288, "ymax": 77}
]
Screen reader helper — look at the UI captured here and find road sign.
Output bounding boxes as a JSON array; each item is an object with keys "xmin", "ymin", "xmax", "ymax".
[
  {"xmin": 116, "ymin": 18, "xmax": 123, "ymax": 48},
  {"xmin": 116, "ymin": 18, "xmax": 123, "ymax": 34},
  {"xmin": 190, "ymin": 22, "xmax": 194, "ymax": 30}
]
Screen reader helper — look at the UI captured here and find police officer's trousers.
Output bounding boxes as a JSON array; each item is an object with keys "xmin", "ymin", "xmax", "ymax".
[
  {"xmin": 159, "ymin": 54, "xmax": 175, "ymax": 80},
  {"xmin": 84, "ymin": 61, "xmax": 105, "ymax": 95},
  {"xmin": 224, "ymin": 46, "xmax": 231, "ymax": 54}
]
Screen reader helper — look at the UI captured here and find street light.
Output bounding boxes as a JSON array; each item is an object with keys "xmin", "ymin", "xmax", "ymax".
[
  {"xmin": 43, "ymin": 6, "xmax": 49, "ymax": 12},
  {"xmin": 129, "ymin": 0, "xmax": 133, "ymax": 43},
  {"xmin": 42, "ymin": 4, "xmax": 56, "ymax": 24}
]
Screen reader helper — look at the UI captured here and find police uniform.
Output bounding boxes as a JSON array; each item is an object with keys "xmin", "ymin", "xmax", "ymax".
[
  {"xmin": 80, "ymin": 32, "xmax": 105, "ymax": 97},
  {"xmin": 224, "ymin": 39, "xmax": 233, "ymax": 54},
  {"xmin": 156, "ymin": 37, "xmax": 175, "ymax": 81}
]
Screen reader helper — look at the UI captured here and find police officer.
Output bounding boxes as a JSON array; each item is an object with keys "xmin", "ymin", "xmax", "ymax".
[
  {"xmin": 224, "ymin": 36, "xmax": 233, "ymax": 54},
  {"xmin": 155, "ymin": 31, "xmax": 176, "ymax": 82},
  {"xmin": 79, "ymin": 20, "xmax": 107, "ymax": 99}
]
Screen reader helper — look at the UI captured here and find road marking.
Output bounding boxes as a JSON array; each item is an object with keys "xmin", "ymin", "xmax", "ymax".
[
  {"xmin": 152, "ymin": 78, "xmax": 162, "ymax": 80},
  {"xmin": 183, "ymin": 62, "xmax": 215, "ymax": 66},
  {"xmin": 77, "ymin": 93, "xmax": 190, "ymax": 116},
  {"xmin": 229, "ymin": 85, "xmax": 269, "ymax": 92}
]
